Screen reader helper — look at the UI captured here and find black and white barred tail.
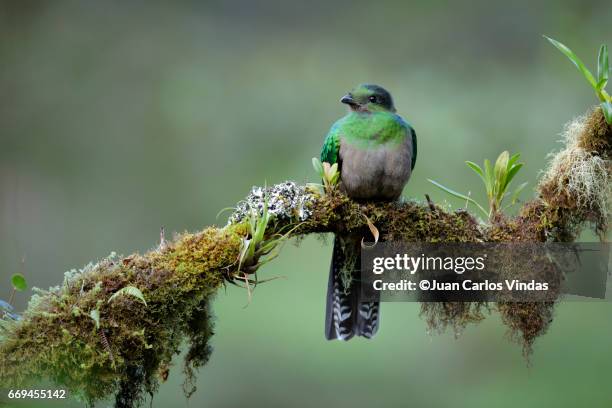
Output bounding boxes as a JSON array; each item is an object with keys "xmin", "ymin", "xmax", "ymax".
[{"xmin": 325, "ymin": 235, "xmax": 380, "ymax": 340}]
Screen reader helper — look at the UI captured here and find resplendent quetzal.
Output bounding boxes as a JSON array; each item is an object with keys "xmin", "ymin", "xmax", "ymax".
[{"xmin": 320, "ymin": 84, "xmax": 417, "ymax": 340}]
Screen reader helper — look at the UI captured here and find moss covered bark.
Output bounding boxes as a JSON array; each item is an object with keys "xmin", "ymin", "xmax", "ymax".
[
  {"xmin": 0, "ymin": 227, "xmax": 241, "ymax": 406},
  {"xmin": 0, "ymin": 108, "xmax": 610, "ymax": 407}
]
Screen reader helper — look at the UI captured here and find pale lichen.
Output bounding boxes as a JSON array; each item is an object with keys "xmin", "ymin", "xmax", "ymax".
[{"xmin": 229, "ymin": 181, "xmax": 317, "ymax": 224}]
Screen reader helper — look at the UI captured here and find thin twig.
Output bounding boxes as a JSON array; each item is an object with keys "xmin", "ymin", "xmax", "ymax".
[
  {"xmin": 7, "ymin": 289, "xmax": 15, "ymax": 308},
  {"xmin": 425, "ymin": 194, "xmax": 437, "ymax": 213}
]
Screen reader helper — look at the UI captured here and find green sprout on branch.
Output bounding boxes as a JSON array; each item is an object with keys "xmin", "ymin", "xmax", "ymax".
[
  {"xmin": 545, "ymin": 36, "xmax": 611, "ymax": 124},
  {"xmin": 428, "ymin": 151, "xmax": 527, "ymax": 220},
  {"xmin": 312, "ymin": 158, "xmax": 340, "ymax": 192}
]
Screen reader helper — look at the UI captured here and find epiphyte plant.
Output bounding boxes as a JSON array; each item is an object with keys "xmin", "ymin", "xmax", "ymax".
[
  {"xmin": 545, "ymin": 36, "xmax": 611, "ymax": 124},
  {"xmin": 233, "ymin": 194, "xmax": 296, "ymax": 301},
  {"xmin": 312, "ymin": 157, "xmax": 340, "ymax": 193},
  {"xmin": 237, "ymin": 196, "xmax": 275, "ymax": 276},
  {"xmin": 428, "ymin": 151, "xmax": 527, "ymax": 220}
]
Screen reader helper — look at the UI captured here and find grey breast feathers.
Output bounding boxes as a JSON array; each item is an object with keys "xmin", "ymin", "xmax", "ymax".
[{"xmin": 339, "ymin": 137, "xmax": 413, "ymax": 201}]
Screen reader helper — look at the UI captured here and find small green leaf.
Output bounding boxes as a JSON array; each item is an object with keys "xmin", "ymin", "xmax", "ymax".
[
  {"xmin": 256, "ymin": 239, "xmax": 280, "ymax": 257},
  {"xmin": 248, "ymin": 211, "xmax": 257, "ymax": 235},
  {"xmin": 255, "ymin": 212, "xmax": 267, "ymax": 240},
  {"xmin": 494, "ymin": 151, "xmax": 509, "ymax": 178},
  {"xmin": 600, "ymin": 101, "xmax": 612, "ymax": 124},
  {"xmin": 507, "ymin": 152, "xmax": 521, "ymax": 168},
  {"xmin": 237, "ymin": 237, "xmax": 251, "ymax": 271},
  {"xmin": 428, "ymin": 179, "xmax": 468, "ymax": 200},
  {"xmin": 89, "ymin": 309, "xmax": 100, "ymax": 329},
  {"xmin": 545, "ymin": 36, "xmax": 598, "ymax": 89},
  {"xmin": 504, "ymin": 163, "xmax": 524, "ymax": 190},
  {"xmin": 305, "ymin": 183, "xmax": 325, "ymax": 195},
  {"xmin": 328, "ymin": 163, "xmax": 340, "ymax": 186},
  {"xmin": 250, "ymin": 197, "xmax": 270, "ymax": 249},
  {"xmin": 329, "ymin": 163, "xmax": 338, "ymax": 179},
  {"xmin": 428, "ymin": 179, "xmax": 488, "ymax": 217},
  {"xmin": 465, "ymin": 161, "xmax": 488, "ymax": 187},
  {"xmin": 597, "ymin": 44, "xmax": 609, "ymax": 89},
  {"xmin": 330, "ymin": 172, "xmax": 340, "ymax": 185},
  {"xmin": 312, "ymin": 157, "xmax": 323, "ymax": 175},
  {"xmin": 494, "ymin": 151, "xmax": 510, "ymax": 200},
  {"xmin": 483, "ymin": 159, "xmax": 493, "ymax": 196},
  {"xmin": 108, "ymin": 286, "xmax": 147, "ymax": 307},
  {"xmin": 11, "ymin": 273, "xmax": 27, "ymax": 292}
]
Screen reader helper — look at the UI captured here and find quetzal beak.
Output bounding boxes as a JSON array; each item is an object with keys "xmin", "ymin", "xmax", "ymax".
[{"xmin": 340, "ymin": 94, "xmax": 358, "ymax": 107}]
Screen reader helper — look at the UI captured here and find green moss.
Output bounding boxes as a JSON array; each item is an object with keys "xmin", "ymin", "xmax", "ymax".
[
  {"xmin": 0, "ymin": 226, "xmax": 245, "ymax": 407},
  {"xmin": 577, "ymin": 107, "xmax": 612, "ymax": 157},
  {"xmin": 182, "ymin": 296, "xmax": 215, "ymax": 398},
  {"xmin": 303, "ymin": 191, "xmax": 484, "ymax": 243}
]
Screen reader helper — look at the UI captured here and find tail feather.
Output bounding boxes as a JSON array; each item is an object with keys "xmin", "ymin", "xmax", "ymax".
[
  {"xmin": 356, "ymin": 301, "xmax": 379, "ymax": 339},
  {"xmin": 325, "ymin": 235, "xmax": 380, "ymax": 341}
]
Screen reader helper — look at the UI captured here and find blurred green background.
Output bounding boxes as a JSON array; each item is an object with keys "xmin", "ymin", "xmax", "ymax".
[{"xmin": 1, "ymin": 1, "xmax": 611, "ymax": 407}]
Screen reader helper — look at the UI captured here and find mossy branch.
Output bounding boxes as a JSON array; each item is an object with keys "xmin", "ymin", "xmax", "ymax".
[{"xmin": 0, "ymin": 108, "xmax": 610, "ymax": 407}]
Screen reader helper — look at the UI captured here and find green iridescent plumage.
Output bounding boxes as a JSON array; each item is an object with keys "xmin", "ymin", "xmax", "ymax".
[
  {"xmin": 320, "ymin": 122, "xmax": 341, "ymax": 164},
  {"xmin": 320, "ymin": 111, "xmax": 417, "ymax": 170}
]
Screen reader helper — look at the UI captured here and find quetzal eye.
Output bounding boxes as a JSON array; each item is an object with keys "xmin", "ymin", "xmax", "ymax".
[{"xmin": 368, "ymin": 96, "xmax": 377, "ymax": 103}]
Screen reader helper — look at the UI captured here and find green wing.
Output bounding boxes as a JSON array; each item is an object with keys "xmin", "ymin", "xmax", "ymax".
[
  {"xmin": 320, "ymin": 121, "xmax": 341, "ymax": 165},
  {"xmin": 410, "ymin": 126, "xmax": 417, "ymax": 171},
  {"xmin": 396, "ymin": 116, "xmax": 417, "ymax": 171}
]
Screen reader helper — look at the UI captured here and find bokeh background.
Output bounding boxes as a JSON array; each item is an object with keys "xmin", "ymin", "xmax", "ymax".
[{"xmin": 1, "ymin": 1, "xmax": 611, "ymax": 407}]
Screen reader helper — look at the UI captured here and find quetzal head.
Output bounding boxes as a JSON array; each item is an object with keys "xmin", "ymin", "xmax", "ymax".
[{"xmin": 340, "ymin": 84, "xmax": 396, "ymax": 113}]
